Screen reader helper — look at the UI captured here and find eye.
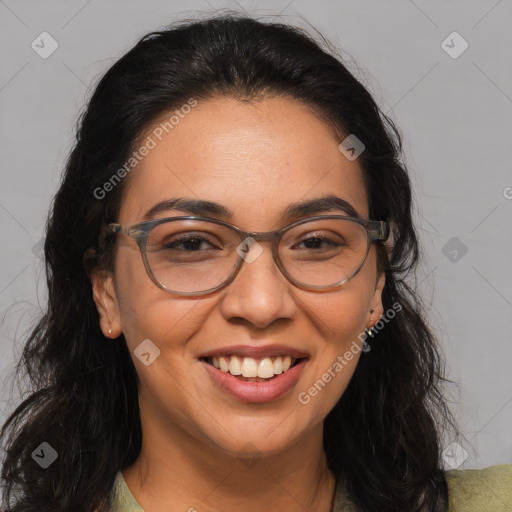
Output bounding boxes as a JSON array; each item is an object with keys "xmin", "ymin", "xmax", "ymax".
[
  {"xmin": 295, "ymin": 236, "xmax": 343, "ymax": 250},
  {"xmin": 289, "ymin": 229, "xmax": 347, "ymax": 251},
  {"xmin": 162, "ymin": 234, "xmax": 220, "ymax": 251}
]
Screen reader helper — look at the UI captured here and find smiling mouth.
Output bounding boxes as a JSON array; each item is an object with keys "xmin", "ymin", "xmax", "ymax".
[{"xmin": 200, "ymin": 355, "xmax": 307, "ymax": 382}]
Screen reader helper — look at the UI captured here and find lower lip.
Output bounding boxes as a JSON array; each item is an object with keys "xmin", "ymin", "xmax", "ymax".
[{"xmin": 201, "ymin": 358, "xmax": 308, "ymax": 403}]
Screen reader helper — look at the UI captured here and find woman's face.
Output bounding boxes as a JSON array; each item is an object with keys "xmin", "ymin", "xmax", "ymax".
[{"xmin": 93, "ymin": 95, "xmax": 385, "ymax": 458}]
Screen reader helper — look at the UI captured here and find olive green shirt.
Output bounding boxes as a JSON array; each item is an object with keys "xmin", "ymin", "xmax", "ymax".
[{"xmin": 110, "ymin": 464, "xmax": 512, "ymax": 511}]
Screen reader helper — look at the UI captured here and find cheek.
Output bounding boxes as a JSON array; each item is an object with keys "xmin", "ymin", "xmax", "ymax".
[
  {"xmin": 113, "ymin": 247, "xmax": 205, "ymax": 351},
  {"xmin": 303, "ymin": 276, "xmax": 374, "ymax": 350},
  {"xmin": 294, "ymin": 270, "xmax": 376, "ymax": 412},
  {"xmin": 309, "ymin": 296, "xmax": 366, "ymax": 379}
]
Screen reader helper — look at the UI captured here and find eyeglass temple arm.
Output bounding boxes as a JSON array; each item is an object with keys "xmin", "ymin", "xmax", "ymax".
[
  {"xmin": 98, "ymin": 223, "xmax": 122, "ymax": 248},
  {"xmin": 368, "ymin": 221, "xmax": 390, "ymax": 241},
  {"xmin": 100, "ymin": 223, "xmax": 153, "ymax": 247}
]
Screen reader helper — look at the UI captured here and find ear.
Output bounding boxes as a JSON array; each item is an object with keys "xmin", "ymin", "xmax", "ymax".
[
  {"xmin": 367, "ymin": 271, "xmax": 386, "ymax": 329},
  {"xmin": 90, "ymin": 269, "xmax": 122, "ymax": 338}
]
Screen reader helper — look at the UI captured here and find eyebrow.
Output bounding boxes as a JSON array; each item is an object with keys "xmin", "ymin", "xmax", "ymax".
[{"xmin": 142, "ymin": 195, "xmax": 361, "ymax": 222}]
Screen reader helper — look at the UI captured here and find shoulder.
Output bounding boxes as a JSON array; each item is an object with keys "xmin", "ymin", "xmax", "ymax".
[{"xmin": 445, "ymin": 464, "xmax": 512, "ymax": 512}]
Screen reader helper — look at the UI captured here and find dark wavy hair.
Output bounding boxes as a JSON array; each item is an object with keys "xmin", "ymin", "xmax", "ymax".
[{"xmin": 1, "ymin": 13, "xmax": 460, "ymax": 512}]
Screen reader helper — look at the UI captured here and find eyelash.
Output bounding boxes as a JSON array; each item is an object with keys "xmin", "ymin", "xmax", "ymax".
[{"xmin": 161, "ymin": 234, "xmax": 343, "ymax": 251}]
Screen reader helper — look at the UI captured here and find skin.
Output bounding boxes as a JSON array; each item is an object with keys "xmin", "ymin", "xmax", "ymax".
[{"xmin": 92, "ymin": 95, "xmax": 386, "ymax": 511}]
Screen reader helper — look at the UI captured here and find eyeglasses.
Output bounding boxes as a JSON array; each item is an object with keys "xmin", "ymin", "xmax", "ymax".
[{"xmin": 101, "ymin": 215, "xmax": 389, "ymax": 296}]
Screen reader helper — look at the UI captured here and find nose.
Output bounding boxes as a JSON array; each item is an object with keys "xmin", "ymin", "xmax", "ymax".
[{"xmin": 217, "ymin": 240, "xmax": 297, "ymax": 329}]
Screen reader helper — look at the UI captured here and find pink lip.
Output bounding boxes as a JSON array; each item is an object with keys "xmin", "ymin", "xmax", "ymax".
[
  {"xmin": 201, "ymin": 358, "xmax": 308, "ymax": 403},
  {"xmin": 199, "ymin": 344, "xmax": 309, "ymax": 359}
]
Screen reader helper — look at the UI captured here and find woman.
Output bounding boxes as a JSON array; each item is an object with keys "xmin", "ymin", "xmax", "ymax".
[{"xmin": 1, "ymin": 14, "xmax": 510, "ymax": 512}]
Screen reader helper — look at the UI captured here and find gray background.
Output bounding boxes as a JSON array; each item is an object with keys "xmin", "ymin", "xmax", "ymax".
[{"xmin": 1, "ymin": 0, "xmax": 511, "ymax": 470}]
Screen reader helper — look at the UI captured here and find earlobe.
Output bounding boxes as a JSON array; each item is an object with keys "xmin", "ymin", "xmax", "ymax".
[
  {"xmin": 90, "ymin": 269, "xmax": 122, "ymax": 338},
  {"xmin": 367, "ymin": 271, "xmax": 386, "ymax": 329}
]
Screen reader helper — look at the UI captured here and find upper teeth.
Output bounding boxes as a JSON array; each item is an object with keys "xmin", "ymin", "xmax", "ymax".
[{"xmin": 210, "ymin": 355, "xmax": 295, "ymax": 378}]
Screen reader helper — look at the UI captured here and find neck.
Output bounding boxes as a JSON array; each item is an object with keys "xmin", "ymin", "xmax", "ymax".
[{"xmin": 123, "ymin": 410, "xmax": 337, "ymax": 511}]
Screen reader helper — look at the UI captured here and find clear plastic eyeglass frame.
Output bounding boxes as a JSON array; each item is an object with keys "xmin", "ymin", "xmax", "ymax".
[{"xmin": 101, "ymin": 215, "xmax": 390, "ymax": 296}]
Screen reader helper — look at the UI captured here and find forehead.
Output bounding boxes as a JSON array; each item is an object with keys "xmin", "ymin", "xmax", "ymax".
[{"xmin": 118, "ymin": 96, "xmax": 369, "ymax": 225}]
